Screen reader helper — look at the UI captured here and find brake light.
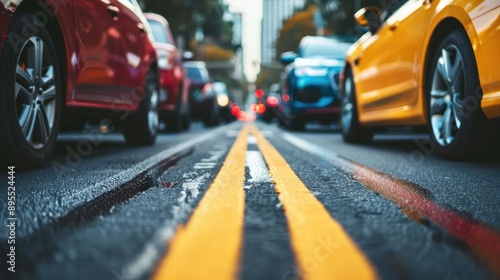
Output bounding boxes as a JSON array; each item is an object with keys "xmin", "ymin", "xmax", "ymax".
[
  {"xmin": 255, "ymin": 89, "xmax": 264, "ymax": 99},
  {"xmin": 256, "ymin": 103, "xmax": 266, "ymax": 114},
  {"xmin": 267, "ymin": 96, "xmax": 279, "ymax": 107},
  {"xmin": 202, "ymin": 83, "xmax": 213, "ymax": 95},
  {"xmin": 231, "ymin": 105, "xmax": 241, "ymax": 116},
  {"xmin": 282, "ymin": 93, "xmax": 290, "ymax": 102}
]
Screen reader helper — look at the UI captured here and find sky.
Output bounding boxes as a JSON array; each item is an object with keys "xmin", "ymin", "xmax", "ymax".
[{"xmin": 224, "ymin": 0, "xmax": 263, "ymax": 83}]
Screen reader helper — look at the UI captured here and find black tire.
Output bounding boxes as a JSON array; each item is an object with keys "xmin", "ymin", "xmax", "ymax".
[
  {"xmin": 340, "ymin": 69, "xmax": 374, "ymax": 143},
  {"xmin": 166, "ymin": 86, "xmax": 184, "ymax": 132},
  {"xmin": 182, "ymin": 104, "xmax": 191, "ymax": 130},
  {"xmin": 0, "ymin": 13, "xmax": 62, "ymax": 169},
  {"xmin": 123, "ymin": 69, "xmax": 159, "ymax": 145},
  {"xmin": 426, "ymin": 29, "xmax": 499, "ymax": 160},
  {"xmin": 285, "ymin": 114, "xmax": 305, "ymax": 131},
  {"xmin": 203, "ymin": 101, "xmax": 218, "ymax": 127}
]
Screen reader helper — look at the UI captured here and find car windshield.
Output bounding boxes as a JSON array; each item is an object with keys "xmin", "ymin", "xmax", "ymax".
[
  {"xmin": 186, "ymin": 67, "xmax": 202, "ymax": 79},
  {"xmin": 186, "ymin": 66, "xmax": 210, "ymax": 82},
  {"xmin": 213, "ymin": 82, "xmax": 228, "ymax": 93},
  {"xmin": 147, "ymin": 19, "xmax": 172, "ymax": 44},
  {"xmin": 300, "ymin": 39, "xmax": 350, "ymax": 59}
]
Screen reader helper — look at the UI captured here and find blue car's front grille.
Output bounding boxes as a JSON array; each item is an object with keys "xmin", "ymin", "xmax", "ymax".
[
  {"xmin": 296, "ymin": 87, "xmax": 322, "ymax": 103},
  {"xmin": 332, "ymin": 72, "xmax": 340, "ymax": 87}
]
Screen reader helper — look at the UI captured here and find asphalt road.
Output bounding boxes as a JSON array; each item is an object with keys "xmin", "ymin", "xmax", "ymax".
[{"xmin": 1, "ymin": 121, "xmax": 499, "ymax": 280}]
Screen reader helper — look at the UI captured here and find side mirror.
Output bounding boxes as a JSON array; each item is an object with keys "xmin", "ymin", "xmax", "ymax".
[
  {"xmin": 354, "ymin": 7, "xmax": 382, "ymax": 34},
  {"xmin": 182, "ymin": 51, "xmax": 194, "ymax": 61},
  {"xmin": 280, "ymin": 51, "xmax": 298, "ymax": 65}
]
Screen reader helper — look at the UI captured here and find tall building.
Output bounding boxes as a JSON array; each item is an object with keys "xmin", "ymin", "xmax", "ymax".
[
  {"xmin": 261, "ymin": 0, "xmax": 304, "ymax": 66},
  {"xmin": 225, "ymin": 0, "xmax": 263, "ymax": 83}
]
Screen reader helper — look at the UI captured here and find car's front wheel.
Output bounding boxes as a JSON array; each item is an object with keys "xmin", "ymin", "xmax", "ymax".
[
  {"xmin": 123, "ymin": 69, "xmax": 159, "ymax": 145},
  {"xmin": 427, "ymin": 29, "xmax": 499, "ymax": 159},
  {"xmin": 340, "ymin": 69, "xmax": 373, "ymax": 143},
  {"xmin": 0, "ymin": 13, "xmax": 61, "ymax": 169}
]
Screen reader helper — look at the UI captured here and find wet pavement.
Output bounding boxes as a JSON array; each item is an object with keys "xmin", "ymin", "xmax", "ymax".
[{"xmin": 1, "ymin": 121, "xmax": 499, "ymax": 280}]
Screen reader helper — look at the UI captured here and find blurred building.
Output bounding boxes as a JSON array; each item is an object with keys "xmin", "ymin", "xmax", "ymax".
[{"xmin": 261, "ymin": 0, "xmax": 304, "ymax": 66}]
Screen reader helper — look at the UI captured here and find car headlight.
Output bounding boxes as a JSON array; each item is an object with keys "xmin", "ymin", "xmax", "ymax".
[
  {"xmin": 217, "ymin": 94, "xmax": 229, "ymax": 107},
  {"xmin": 295, "ymin": 67, "xmax": 328, "ymax": 77}
]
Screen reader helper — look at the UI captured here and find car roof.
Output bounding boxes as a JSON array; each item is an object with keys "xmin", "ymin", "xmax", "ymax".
[
  {"xmin": 144, "ymin": 13, "xmax": 170, "ymax": 28},
  {"xmin": 183, "ymin": 61, "xmax": 208, "ymax": 68}
]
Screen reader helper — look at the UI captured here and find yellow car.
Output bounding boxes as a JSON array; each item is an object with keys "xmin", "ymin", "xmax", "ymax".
[{"xmin": 341, "ymin": 0, "xmax": 500, "ymax": 159}]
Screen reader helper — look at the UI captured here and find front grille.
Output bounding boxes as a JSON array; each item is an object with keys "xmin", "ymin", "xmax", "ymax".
[
  {"xmin": 332, "ymin": 72, "xmax": 340, "ymax": 87},
  {"xmin": 295, "ymin": 87, "xmax": 321, "ymax": 103}
]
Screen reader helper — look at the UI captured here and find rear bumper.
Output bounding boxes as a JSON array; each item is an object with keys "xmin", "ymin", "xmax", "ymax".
[
  {"xmin": 158, "ymin": 69, "xmax": 181, "ymax": 112},
  {"xmin": 190, "ymin": 98, "xmax": 214, "ymax": 119}
]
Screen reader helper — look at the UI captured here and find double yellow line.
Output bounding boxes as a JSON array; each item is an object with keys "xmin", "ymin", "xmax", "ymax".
[{"xmin": 152, "ymin": 124, "xmax": 377, "ymax": 280}]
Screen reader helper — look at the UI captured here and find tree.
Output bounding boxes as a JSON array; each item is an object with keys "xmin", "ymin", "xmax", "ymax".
[
  {"xmin": 318, "ymin": 0, "xmax": 387, "ymax": 36},
  {"xmin": 275, "ymin": 5, "xmax": 317, "ymax": 57},
  {"xmin": 255, "ymin": 67, "xmax": 282, "ymax": 92},
  {"xmin": 142, "ymin": 0, "xmax": 233, "ymax": 51}
]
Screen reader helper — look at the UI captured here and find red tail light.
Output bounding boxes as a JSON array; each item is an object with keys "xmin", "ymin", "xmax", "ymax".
[
  {"xmin": 255, "ymin": 89, "xmax": 264, "ymax": 99},
  {"xmin": 231, "ymin": 106, "xmax": 241, "ymax": 116},
  {"xmin": 267, "ymin": 96, "xmax": 279, "ymax": 107},
  {"xmin": 256, "ymin": 103, "xmax": 266, "ymax": 114},
  {"xmin": 202, "ymin": 83, "xmax": 213, "ymax": 95}
]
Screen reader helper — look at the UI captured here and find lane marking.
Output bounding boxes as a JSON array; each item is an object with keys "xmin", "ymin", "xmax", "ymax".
[
  {"xmin": 67, "ymin": 123, "xmax": 237, "ymax": 204},
  {"xmin": 246, "ymin": 150, "xmax": 272, "ymax": 183},
  {"xmin": 251, "ymin": 125, "xmax": 377, "ymax": 280},
  {"xmin": 125, "ymin": 174, "xmax": 210, "ymax": 279},
  {"xmin": 152, "ymin": 125, "xmax": 249, "ymax": 280},
  {"xmin": 281, "ymin": 131, "xmax": 500, "ymax": 276}
]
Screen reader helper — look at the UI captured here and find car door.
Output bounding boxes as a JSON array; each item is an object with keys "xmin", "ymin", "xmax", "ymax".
[
  {"xmin": 355, "ymin": 0, "xmax": 433, "ymax": 113},
  {"xmin": 113, "ymin": 0, "xmax": 149, "ymax": 92},
  {"xmin": 73, "ymin": 0, "xmax": 126, "ymax": 104}
]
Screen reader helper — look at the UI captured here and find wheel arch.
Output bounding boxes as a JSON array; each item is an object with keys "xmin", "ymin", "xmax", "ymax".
[
  {"xmin": 340, "ymin": 62, "xmax": 353, "ymax": 97},
  {"xmin": 15, "ymin": 0, "xmax": 69, "ymax": 106},
  {"xmin": 149, "ymin": 60, "xmax": 160, "ymax": 88},
  {"xmin": 422, "ymin": 17, "xmax": 473, "ymax": 121}
]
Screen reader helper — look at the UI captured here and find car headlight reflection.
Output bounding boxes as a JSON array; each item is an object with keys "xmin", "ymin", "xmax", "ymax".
[{"xmin": 295, "ymin": 67, "xmax": 328, "ymax": 77}]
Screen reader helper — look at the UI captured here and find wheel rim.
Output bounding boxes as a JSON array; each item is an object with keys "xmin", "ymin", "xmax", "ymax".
[
  {"xmin": 341, "ymin": 76, "xmax": 354, "ymax": 133},
  {"xmin": 15, "ymin": 36, "xmax": 57, "ymax": 150},
  {"xmin": 147, "ymin": 76, "xmax": 159, "ymax": 135},
  {"xmin": 430, "ymin": 44, "xmax": 465, "ymax": 146}
]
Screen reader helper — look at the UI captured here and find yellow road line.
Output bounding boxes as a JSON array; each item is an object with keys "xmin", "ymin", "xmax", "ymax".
[
  {"xmin": 251, "ymin": 125, "xmax": 377, "ymax": 280},
  {"xmin": 152, "ymin": 125, "xmax": 249, "ymax": 280}
]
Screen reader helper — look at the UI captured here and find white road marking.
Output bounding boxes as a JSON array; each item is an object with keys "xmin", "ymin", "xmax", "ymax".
[{"xmin": 246, "ymin": 150, "xmax": 271, "ymax": 183}]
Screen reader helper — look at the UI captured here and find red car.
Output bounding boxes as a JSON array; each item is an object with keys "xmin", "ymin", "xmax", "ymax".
[
  {"xmin": 0, "ymin": 0, "xmax": 159, "ymax": 169},
  {"xmin": 145, "ymin": 13, "xmax": 190, "ymax": 131}
]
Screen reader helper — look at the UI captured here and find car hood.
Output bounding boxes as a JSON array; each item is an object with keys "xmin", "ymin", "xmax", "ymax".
[{"xmin": 293, "ymin": 57, "xmax": 344, "ymax": 68}]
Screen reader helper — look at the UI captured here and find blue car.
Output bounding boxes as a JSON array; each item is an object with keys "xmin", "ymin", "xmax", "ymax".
[{"xmin": 280, "ymin": 36, "xmax": 351, "ymax": 130}]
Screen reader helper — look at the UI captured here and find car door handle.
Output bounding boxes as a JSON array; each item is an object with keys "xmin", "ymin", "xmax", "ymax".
[
  {"xmin": 389, "ymin": 20, "xmax": 400, "ymax": 31},
  {"xmin": 354, "ymin": 55, "xmax": 362, "ymax": 66},
  {"xmin": 107, "ymin": 5, "xmax": 120, "ymax": 18},
  {"xmin": 137, "ymin": 23, "xmax": 146, "ymax": 34}
]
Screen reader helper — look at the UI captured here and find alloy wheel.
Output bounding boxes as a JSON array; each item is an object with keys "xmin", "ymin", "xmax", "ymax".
[
  {"xmin": 429, "ymin": 44, "xmax": 465, "ymax": 146},
  {"xmin": 15, "ymin": 36, "xmax": 57, "ymax": 150},
  {"xmin": 341, "ymin": 76, "xmax": 354, "ymax": 133}
]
